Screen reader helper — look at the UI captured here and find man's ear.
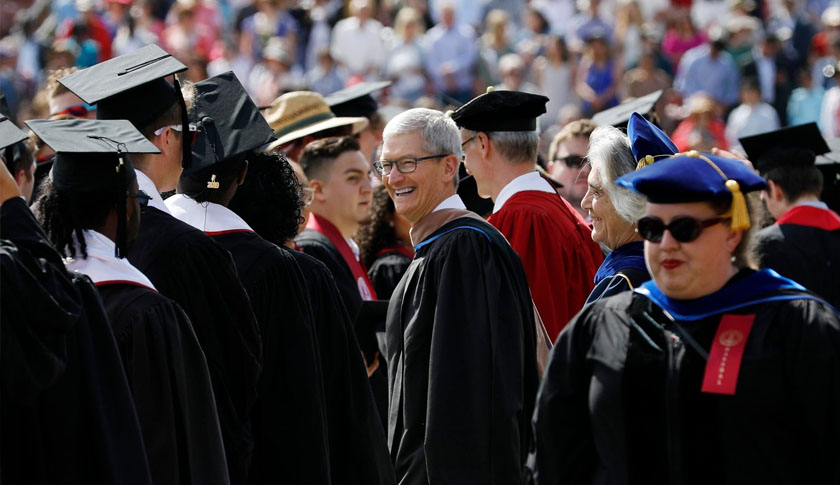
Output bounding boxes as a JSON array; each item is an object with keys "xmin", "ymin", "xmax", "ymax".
[
  {"xmin": 13, "ymin": 168, "xmax": 27, "ymax": 188},
  {"xmin": 476, "ymin": 131, "xmax": 492, "ymax": 159},
  {"xmin": 310, "ymin": 178, "xmax": 327, "ymax": 202},
  {"xmin": 442, "ymin": 154, "xmax": 458, "ymax": 183},
  {"xmin": 767, "ymin": 179, "xmax": 785, "ymax": 203}
]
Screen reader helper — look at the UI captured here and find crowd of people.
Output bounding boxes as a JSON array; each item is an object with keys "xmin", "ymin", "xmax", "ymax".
[{"xmin": 2, "ymin": 0, "xmax": 840, "ymax": 484}]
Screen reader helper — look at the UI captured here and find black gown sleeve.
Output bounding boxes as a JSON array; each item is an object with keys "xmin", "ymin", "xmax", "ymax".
[
  {"xmin": 99, "ymin": 286, "xmax": 228, "ymax": 485},
  {"xmin": 528, "ymin": 303, "xmax": 603, "ymax": 485},
  {"xmin": 289, "ymin": 249, "xmax": 395, "ymax": 485},
  {"xmin": 368, "ymin": 253, "xmax": 412, "ymax": 300}
]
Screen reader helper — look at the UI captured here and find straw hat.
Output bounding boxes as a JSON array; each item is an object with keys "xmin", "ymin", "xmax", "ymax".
[{"xmin": 265, "ymin": 91, "xmax": 368, "ymax": 151}]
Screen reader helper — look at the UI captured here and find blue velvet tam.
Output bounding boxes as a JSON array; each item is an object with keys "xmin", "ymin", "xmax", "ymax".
[{"xmin": 627, "ymin": 112, "xmax": 677, "ymax": 169}]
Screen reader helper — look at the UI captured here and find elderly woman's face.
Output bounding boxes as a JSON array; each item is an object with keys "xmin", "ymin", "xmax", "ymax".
[
  {"xmin": 643, "ymin": 201, "xmax": 741, "ymax": 300},
  {"xmin": 581, "ymin": 165, "xmax": 636, "ymax": 249}
]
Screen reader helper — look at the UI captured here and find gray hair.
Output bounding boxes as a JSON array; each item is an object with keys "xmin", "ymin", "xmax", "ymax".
[
  {"xmin": 462, "ymin": 129, "xmax": 540, "ymax": 164},
  {"xmin": 587, "ymin": 126, "xmax": 646, "ymax": 223},
  {"xmin": 383, "ymin": 108, "xmax": 461, "ymax": 187}
]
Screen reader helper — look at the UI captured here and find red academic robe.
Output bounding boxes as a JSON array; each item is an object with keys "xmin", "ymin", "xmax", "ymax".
[{"xmin": 489, "ymin": 191, "xmax": 603, "ymax": 342}]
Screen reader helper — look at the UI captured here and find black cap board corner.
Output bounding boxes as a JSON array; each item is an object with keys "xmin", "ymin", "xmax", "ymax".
[
  {"xmin": 450, "ymin": 88, "xmax": 549, "ymax": 132},
  {"xmin": 325, "ymin": 81, "xmax": 391, "ymax": 118},
  {"xmin": 739, "ymin": 122, "xmax": 830, "ymax": 173},
  {"xmin": 188, "ymin": 71, "xmax": 276, "ymax": 174},
  {"xmin": 592, "ymin": 89, "xmax": 664, "ymax": 129},
  {"xmin": 0, "ymin": 112, "xmax": 28, "ymax": 151},
  {"xmin": 24, "ymin": 118, "xmax": 160, "ymax": 257}
]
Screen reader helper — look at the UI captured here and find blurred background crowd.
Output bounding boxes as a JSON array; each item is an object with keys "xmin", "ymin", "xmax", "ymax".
[{"xmin": 3, "ymin": 0, "xmax": 840, "ymax": 160}]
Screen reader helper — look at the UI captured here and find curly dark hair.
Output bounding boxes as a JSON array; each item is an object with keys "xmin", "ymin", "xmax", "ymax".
[
  {"xmin": 34, "ymin": 178, "xmax": 116, "ymax": 259},
  {"xmin": 228, "ymin": 151, "xmax": 305, "ymax": 246},
  {"xmin": 357, "ymin": 185, "xmax": 399, "ymax": 269}
]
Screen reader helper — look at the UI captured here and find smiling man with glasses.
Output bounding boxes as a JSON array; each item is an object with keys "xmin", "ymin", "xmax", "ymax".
[{"xmin": 380, "ymin": 107, "xmax": 539, "ymax": 485}]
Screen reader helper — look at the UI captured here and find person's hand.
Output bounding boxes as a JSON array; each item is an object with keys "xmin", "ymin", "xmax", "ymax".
[
  {"xmin": 362, "ymin": 350, "xmax": 380, "ymax": 377},
  {"xmin": 0, "ymin": 160, "xmax": 22, "ymax": 204},
  {"xmin": 711, "ymin": 147, "xmax": 756, "ymax": 172}
]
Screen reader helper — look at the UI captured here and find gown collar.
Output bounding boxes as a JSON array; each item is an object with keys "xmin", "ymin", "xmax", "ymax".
[
  {"xmin": 65, "ymin": 230, "xmax": 157, "ymax": 290},
  {"xmin": 594, "ymin": 240, "xmax": 647, "ymax": 284},
  {"xmin": 493, "ymin": 171, "xmax": 555, "ymax": 214},
  {"xmin": 135, "ymin": 169, "xmax": 170, "ymax": 214},
  {"xmin": 165, "ymin": 194, "xmax": 254, "ymax": 235},
  {"xmin": 635, "ymin": 268, "xmax": 810, "ymax": 321}
]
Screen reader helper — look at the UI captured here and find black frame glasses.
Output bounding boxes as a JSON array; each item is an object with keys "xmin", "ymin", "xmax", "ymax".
[
  {"xmin": 636, "ymin": 216, "xmax": 728, "ymax": 243},
  {"xmin": 374, "ymin": 154, "xmax": 450, "ymax": 176},
  {"xmin": 553, "ymin": 154, "xmax": 587, "ymax": 169}
]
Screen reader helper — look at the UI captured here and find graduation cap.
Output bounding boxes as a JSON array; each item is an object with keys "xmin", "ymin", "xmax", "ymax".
[
  {"xmin": 57, "ymin": 44, "xmax": 192, "ymax": 168},
  {"xmin": 738, "ymin": 123, "xmax": 829, "ymax": 172},
  {"xmin": 0, "ymin": 113, "xmax": 29, "ymax": 171},
  {"xmin": 592, "ymin": 90, "xmax": 664, "ymax": 129},
  {"xmin": 25, "ymin": 118, "xmax": 160, "ymax": 257},
  {"xmin": 325, "ymin": 81, "xmax": 391, "ymax": 119},
  {"xmin": 627, "ymin": 111, "xmax": 677, "ymax": 169},
  {"xmin": 740, "ymin": 123, "xmax": 840, "ymax": 211},
  {"xmin": 616, "ymin": 151, "xmax": 767, "ymax": 231},
  {"xmin": 187, "ymin": 71, "xmax": 275, "ymax": 181},
  {"xmin": 449, "ymin": 88, "xmax": 549, "ymax": 132}
]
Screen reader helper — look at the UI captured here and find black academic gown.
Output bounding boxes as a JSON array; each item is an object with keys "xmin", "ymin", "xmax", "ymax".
[
  {"xmin": 127, "ymin": 206, "xmax": 262, "ymax": 485},
  {"xmin": 529, "ymin": 271, "xmax": 840, "ymax": 485},
  {"xmin": 387, "ymin": 215, "xmax": 539, "ymax": 485},
  {"xmin": 97, "ymin": 283, "xmax": 228, "ymax": 485},
  {"xmin": 296, "ymin": 228, "xmax": 390, "ymax": 427},
  {"xmin": 209, "ymin": 231, "xmax": 330, "ymax": 485},
  {"xmin": 1, "ymin": 197, "xmax": 152, "ymax": 485},
  {"xmin": 368, "ymin": 251, "xmax": 412, "ymax": 300},
  {"xmin": 286, "ymin": 248, "xmax": 396, "ymax": 485},
  {"xmin": 754, "ymin": 223, "xmax": 840, "ymax": 308}
]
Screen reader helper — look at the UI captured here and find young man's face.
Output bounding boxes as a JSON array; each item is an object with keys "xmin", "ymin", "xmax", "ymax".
[{"xmin": 315, "ymin": 150, "xmax": 373, "ymax": 232}]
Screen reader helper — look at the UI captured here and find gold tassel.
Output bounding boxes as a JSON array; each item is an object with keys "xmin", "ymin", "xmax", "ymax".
[
  {"xmin": 636, "ymin": 154, "xmax": 655, "ymax": 171},
  {"xmin": 207, "ymin": 174, "xmax": 220, "ymax": 189},
  {"xmin": 725, "ymin": 179, "xmax": 750, "ymax": 231}
]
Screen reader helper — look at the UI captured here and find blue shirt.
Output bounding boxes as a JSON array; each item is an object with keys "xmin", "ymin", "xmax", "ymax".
[
  {"xmin": 675, "ymin": 45, "xmax": 740, "ymax": 107},
  {"xmin": 422, "ymin": 24, "xmax": 478, "ymax": 93},
  {"xmin": 787, "ymin": 86, "xmax": 825, "ymax": 127}
]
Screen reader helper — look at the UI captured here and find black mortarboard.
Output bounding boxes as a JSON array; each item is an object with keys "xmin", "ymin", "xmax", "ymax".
[
  {"xmin": 25, "ymin": 118, "xmax": 160, "ymax": 257},
  {"xmin": 738, "ymin": 123, "xmax": 830, "ymax": 173},
  {"xmin": 187, "ymin": 71, "xmax": 276, "ymax": 175},
  {"xmin": 0, "ymin": 93, "xmax": 29, "ymax": 172},
  {"xmin": 326, "ymin": 81, "xmax": 391, "ymax": 118},
  {"xmin": 450, "ymin": 88, "xmax": 549, "ymax": 132},
  {"xmin": 58, "ymin": 44, "xmax": 191, "ymax": 168},
  {"xmin": 592, "ymin": 90, "xmax": 664, "ymax": 128}
]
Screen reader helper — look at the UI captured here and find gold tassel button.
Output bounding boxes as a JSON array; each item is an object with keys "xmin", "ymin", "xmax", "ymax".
[
  {"xmin": 486, "ymin": 86, "xmax": 495, "ymax": 93},
  {"xmin": 686, "ymin": 150, "xmax": 700, "ymax": 158},
  {"xmin": 725, "ymin": 179, "xmax": 750, "ymax": 231}
]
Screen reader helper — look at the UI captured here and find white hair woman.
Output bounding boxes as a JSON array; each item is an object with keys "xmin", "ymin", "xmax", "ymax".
[
  {"xmin": 581, "ymin": 125, "xmax": 648, "ymax": 303},
  {"xmin": 529, "ymin": 151, "xmax": 840, "ymax": 484}
]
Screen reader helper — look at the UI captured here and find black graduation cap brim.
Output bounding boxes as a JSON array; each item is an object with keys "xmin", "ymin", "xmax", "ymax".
[
  {"xmin": 615, "ymin": 153, "xmax": 767, "ymax": 204},
  {"xmin": 811, "ymin": 137, "xmax": 840, "ymax": 212},
  {"xmin": 739, "ymin": 123, "xmax": 830, "ymax": 172},
  {"xmin": 58, "ymin": 44, "xmax": 187, "ymax": 129},
  {"xmin": 25, "ymin": 118, "xmax": 159, "ymax": 191},
  {"xmin": 187, "ymin": 71, "xmax": 276, "ymax": 173},
  {"xmin": 0, "ymin": 113, "xmax": 28, "ymax": 151},
  {"xmin": 450, "ymin": 90, "xmax": 549, "ymax": 132},
  {"xmin": 325, "ymin": 81, "xmax": 391, "ymax": 107},
  {"xmin": 592, "ymin": 90, "xmax": 664, "ymax": 128}
]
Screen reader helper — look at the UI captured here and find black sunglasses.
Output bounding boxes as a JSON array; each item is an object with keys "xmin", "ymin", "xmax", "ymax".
[
  {"xmin": 636, "ymin": 216, "xmax": 728, "ymax": 243},
  {"xmin": 554, "ymin": 155, "xmax": 587, "ymax": 169}
]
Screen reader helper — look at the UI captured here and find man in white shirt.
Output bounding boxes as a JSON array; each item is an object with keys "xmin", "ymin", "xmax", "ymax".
[{"xmin": 330, "ymin": 0, "xmax": 386, "ymax": 79}]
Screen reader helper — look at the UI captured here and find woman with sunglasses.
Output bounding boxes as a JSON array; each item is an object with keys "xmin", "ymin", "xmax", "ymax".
[{"xmin": 528, "ymin": 151, "xmax": 840, "ymax": 484}]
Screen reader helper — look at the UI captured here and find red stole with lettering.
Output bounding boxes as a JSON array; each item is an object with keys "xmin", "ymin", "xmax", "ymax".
[{"xmin": 306, "ymin": 213, "xmax": 378, "ymax": 300}]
